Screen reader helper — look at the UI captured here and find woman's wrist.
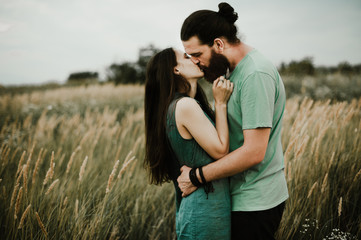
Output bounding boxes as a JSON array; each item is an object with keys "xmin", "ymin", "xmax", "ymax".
[{"xmin": 214, "ymin": 102, "xmax": 227, "ymax": 109}]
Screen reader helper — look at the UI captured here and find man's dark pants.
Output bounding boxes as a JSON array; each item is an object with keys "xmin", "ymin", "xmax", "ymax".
[{"xmin": 231, "ymin": 202, "xmax": 285, "ymax": 240}]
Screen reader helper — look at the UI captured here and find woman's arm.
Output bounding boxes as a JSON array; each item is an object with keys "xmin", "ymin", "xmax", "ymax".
[
  {"xmin": 176, "ymin": 78, "xmax": 233, "ymax": 159},
  {"xmin": 213, "ymin": 78, "xmax": 232, "ymax": 157}
]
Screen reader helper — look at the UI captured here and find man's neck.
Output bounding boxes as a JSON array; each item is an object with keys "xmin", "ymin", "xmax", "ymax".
[{"xmin": 225, "ymin": 42, "xmax": 253, "ymax": 71}]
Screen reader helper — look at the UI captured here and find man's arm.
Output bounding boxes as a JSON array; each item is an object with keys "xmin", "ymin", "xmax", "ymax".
[{"xmin": 177, "ymin": 127, "xmax": 270, "ymax": 197}]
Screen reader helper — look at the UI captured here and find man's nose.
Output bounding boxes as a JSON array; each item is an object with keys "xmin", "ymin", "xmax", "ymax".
[{"xmin": 190, "ymin": 57, "xmax": 199, "ymax": 64}]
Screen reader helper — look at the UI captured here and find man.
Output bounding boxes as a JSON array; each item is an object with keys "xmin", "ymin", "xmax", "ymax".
[{"xmin": 177, "ymin": 2, "xmax": 289, "ymax": 239}]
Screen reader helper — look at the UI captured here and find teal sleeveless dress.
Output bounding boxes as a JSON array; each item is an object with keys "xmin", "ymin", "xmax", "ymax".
[{"xmin": 166, "ymin": 93, "xmax": 231, "ymax": 240}]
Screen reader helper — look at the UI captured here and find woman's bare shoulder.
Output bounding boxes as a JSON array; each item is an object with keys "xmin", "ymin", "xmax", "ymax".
[{"xmin": 176, "ymin": 97, "xmax": 201, "ymax": 114}]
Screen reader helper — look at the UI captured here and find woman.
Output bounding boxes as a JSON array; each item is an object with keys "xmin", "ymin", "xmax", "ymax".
[{"xmin": 144, "ymin": 48, "xmax": 233, "ymax": 239}]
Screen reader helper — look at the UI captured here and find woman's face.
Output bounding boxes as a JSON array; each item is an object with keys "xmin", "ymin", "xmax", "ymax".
[{"xmin": 174, "ymin": 49, "xmax": 204, "ymax": 81}]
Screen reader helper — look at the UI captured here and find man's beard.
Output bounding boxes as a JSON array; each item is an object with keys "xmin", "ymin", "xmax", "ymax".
[{"xmin": 201, "ymin": 50, "xmax": 230, "ymax": 83}]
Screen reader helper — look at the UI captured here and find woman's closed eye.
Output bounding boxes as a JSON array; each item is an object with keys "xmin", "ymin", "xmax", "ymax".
[{"xmin": 184, "ymin": 53, "xmax": 191, "ymax": 59}]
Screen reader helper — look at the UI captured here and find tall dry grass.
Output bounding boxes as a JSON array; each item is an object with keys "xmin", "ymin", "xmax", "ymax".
[
  {"xmin": 278, "ymin": 97, "xmax": 361, "ymax": 239},
  {"xmin": 0, "ymin": 84, "xmax": 175, "ymax": 239},
  {"xmin": 0, "ymin": 83, "xmax": 360, "ymax": 239}
]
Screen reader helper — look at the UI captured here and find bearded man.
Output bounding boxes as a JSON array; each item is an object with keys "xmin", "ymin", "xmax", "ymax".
[{"xmin": 177, "ymin": 3, "xmax": 289, "ymax": 240}]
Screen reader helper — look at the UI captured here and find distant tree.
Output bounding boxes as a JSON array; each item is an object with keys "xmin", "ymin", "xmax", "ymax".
[
  {"xmin": 287, "ymin": 57, "xmax": 315, "ymax": 76},
  {"xmin": 279, "ymin": 62, "xmax": 287, "ymax": 74},
  {"xmin": 106, "ymin": 62, "xmax": 138, "ymax": 85},
  {"xmin": 136, "ymin": 44, "xmax": 160, "ymax": 83},
  {"xmin": 353, "ymin": 64, "xmax": 361, "ymax": 74},
  {"xmin": 280, "ymin": 57, "xmax": 361, "ymax": 76},
  {"xmin": 337, "ymin": 61, "xmax": 353, "ymax": 76},
  {"xmin": 67, "ymin": 71, "xmax": 98, "ymax": 84},
  {"xmin": 106, "ymin": 43, "xmax": 160, "ymax": 84}
]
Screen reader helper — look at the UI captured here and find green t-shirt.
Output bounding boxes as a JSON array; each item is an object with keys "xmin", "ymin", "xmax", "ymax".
[{"xmin": 227, "ymin": 49, "xmax": 289, "ymax": 211}]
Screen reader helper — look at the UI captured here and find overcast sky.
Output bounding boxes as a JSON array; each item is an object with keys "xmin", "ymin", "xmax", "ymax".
[{"xmin": 1, "ymin": 0, "xmax": 360, "ymax": 85}]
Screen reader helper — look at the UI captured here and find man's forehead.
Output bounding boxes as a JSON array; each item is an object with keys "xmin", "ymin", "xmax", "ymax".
[{"xmin": 182, "ymin": 36, "xmax": 204, "ymax": 54}]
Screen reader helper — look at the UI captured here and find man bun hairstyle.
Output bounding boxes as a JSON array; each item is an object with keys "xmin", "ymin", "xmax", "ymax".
[
  {"xmin": 181, "ymin": 2, "xmax": 240, "ymax": 46},
  {"xmin": 218, "ymin": 2, "xmax": 238, "ymax": 24}
]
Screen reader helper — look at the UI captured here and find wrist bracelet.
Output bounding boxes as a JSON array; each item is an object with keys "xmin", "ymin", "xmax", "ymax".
[
  {"xmin": 199, "ymin": 166, "xmax": 214, "ymax": 198},
  {"xmin": 189, "ymin": 168, "xmax": 202, "ymax": 187},
  {"xmin": 198, "ymin": 166, "xmax": 207, "ymax": 184}
]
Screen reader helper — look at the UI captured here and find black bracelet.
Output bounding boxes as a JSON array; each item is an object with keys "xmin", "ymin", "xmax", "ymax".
[
  {"xmin": 189, "ymin": 168, "xmax": 202, "ymax": 187},
  {"xmin": 198, "ymin": 166, "xmax": 207, "ymax": 184},
  {"xmin": 199, "ymin": 166, "xmax": 214, "ymax": 198}
]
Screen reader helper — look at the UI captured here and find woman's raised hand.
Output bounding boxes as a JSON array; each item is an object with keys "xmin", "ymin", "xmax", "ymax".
[{"xmin": 212, "ymin": 76, "xmax": 234, "ymax": 105}]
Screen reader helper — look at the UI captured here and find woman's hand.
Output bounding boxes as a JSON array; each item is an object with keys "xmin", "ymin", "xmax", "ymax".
[
  {"xmin": 212, "ymin": 76, "xmax": 233, "ymax": 105},
  {"xmin": 177, "ymin": 165, "xmax": 198, "ymax": 197}
]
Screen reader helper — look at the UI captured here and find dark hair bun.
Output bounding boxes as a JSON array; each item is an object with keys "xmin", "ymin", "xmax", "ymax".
[{"xmin": 218, "ymin": 2, "xmax": 238, "ymax": 24}]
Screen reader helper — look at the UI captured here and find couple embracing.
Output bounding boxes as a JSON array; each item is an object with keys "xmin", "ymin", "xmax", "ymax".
[{"xmin": 144, "ymin": 3, "xmax": 289, "ymax": 240}]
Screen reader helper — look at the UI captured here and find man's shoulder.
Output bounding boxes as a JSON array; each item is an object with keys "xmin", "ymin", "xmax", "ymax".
[
  {"xmin": 234, "ymin": 50, "xmax": 279, "ymax": 82},
  {"xmin": 246, "ymin": 50, "xmax": 276, "ymax": 72}
]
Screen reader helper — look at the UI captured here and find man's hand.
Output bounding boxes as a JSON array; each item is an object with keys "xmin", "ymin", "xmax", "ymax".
[{"xmin": 177, "ymin": 166, "xmax": 197, "ymax": 197}]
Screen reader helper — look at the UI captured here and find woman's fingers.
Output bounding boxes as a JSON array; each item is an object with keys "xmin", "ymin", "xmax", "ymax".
[
  {"xmin": 228, "ymin": 81, "xmax": 233, "ymax": 91},
  {"xmin": 214, "ymin": 77, "xmax": 233, "ymax": 94},
  {"xmin": 215, "ymin": 76, "xmax": 227, "ymax": 87},
  {"xmin": 217, "ymin": 77, "xmax": 224, "ymax": 87},
  {"xmin": 213, "ymin": 78, "xmax": 220, "ymax": 90}
]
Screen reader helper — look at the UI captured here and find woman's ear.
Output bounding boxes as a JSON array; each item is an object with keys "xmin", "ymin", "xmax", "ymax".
[{"xmin": 174, "ymin": 67, "xmax": 180, "ymax": 75}]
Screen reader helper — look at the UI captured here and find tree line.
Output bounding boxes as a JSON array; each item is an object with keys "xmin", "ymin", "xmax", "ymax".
[
  {"xmin": 279, "ymin": 57, "xmax": 361, "ymax": 76},
  {"xmin": 67, "ymin": 45, "xmax": 361, "ymax": 85},
  {"xmin": 67, "ymin": 44, "xmax": 160, "ymax": 85}
]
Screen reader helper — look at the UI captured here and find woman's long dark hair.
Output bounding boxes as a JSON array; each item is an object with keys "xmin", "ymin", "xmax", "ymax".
[{"xmin": 144, "ymin": 48, "xmax": 214, "ymax": 185}]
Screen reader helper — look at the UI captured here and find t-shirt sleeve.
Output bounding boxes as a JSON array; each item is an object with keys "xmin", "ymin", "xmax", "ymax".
[{"xmin": 240, "ymin": 72, "xmax": 275, "ymax": 129}]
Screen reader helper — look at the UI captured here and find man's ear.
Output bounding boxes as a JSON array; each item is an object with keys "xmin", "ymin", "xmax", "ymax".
[{"xmin": 213, "ymin": 38, "xmax": 225, "ymax": 53}]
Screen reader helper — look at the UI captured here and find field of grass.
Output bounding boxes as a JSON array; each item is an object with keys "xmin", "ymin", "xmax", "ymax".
[{"xmin": 0, "ymin": 82, "xmax": 360, "ymax": 239}]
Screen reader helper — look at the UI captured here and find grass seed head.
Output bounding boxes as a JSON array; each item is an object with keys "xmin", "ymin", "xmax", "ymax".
[
  {"xmin": 79, "ymin": 156, "xmax": 88, "ymax": 182},
  {"xmin": 45, "ymin": 179, "xmax": 59, "ymax": 195},
  {"xmin": 18, "ymin": 204, "xmax": 31, "ymax": 229},
  {"xmin": 35, "ymin": 212, "xmax": 48, "ymax": 238},
  {"xmin": 14, "ymin": 186, "xmax": 23, "ymax": 219}
]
